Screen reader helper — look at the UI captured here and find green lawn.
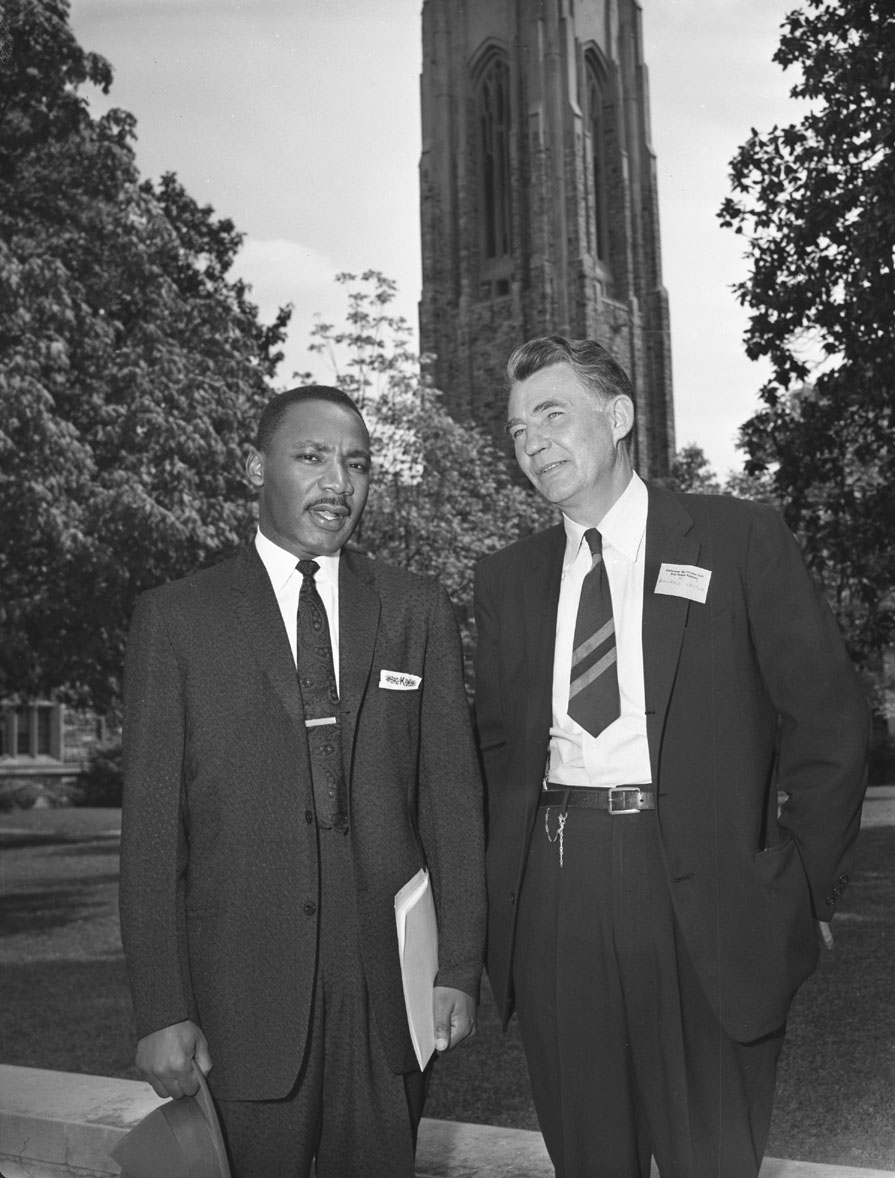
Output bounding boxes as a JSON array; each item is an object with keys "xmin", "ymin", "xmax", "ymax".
[{"xmin": 1, "ymin": 801, "xmax": 893, "ymax": 1168}]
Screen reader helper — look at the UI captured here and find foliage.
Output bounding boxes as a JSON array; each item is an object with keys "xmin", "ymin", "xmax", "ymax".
[
  {"xmin": 868, "ymin": 725, "xmax": 895, "ymax": 787},
  {"xmin": 0, "ymin": 775, "xmax": 82, "ymax": 810},
  {"xmin": 0, "ymin": 778, "xmax": 42, "ymax": 811},
  {"xmin": 658, "ymin": 443, "xmax": 723, "ymax": 495},
  {"xmin": 718, "ymin": 0, "xmax": 895, "ymax": 665},
  {"xmin": 300, "ymin": 271, "xmax": 556, "ymax": 642},
  {"xmin": 0, "ymin": 0, "xmax": 290, "ymax": 712},
  {"xmin": 78, "ymin": 740, "xmax": 123, "ymax": 807},
  {"xmin": 658, "ymin": 443, "xmax": 778, "ymax": 508}
]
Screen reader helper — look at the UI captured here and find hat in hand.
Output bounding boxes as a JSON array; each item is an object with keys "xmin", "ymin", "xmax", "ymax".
[{"xmin": 111, "ymin": 1062, "xmax": 232, "ymax": 1178}]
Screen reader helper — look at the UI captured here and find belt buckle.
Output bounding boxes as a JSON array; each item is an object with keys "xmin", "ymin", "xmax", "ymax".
[{"xmin": 607, "ymin": 787, "xmax": 641, "ymax": 815}]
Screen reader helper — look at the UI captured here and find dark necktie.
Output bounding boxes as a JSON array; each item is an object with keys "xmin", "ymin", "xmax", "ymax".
[
  {"xmin": 296, "ymin": 560, "xmax": 348, "ymax": 833},
  {"xmin": 567, "ymin": 528, "xmax": 620, "ymax": 737}
]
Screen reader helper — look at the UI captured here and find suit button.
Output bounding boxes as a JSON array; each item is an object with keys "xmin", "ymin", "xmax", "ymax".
[
  {"xmin": 509, "ymin": 892, "xmax": 516, "ymax": 906},
  {"xmin": 825, "ymin": 895, "xmax": 835, "ymax": 907},
  {"xmin": 305, "ymin": 810, "xmax": 314, "ymax": 824},
  {"xmin": 838, "ymin": 873, "xmax": 849, "ymax": 885},
  {"xmin": 304, "ymin": 902, "xmax": 317, "ymax": 916}
]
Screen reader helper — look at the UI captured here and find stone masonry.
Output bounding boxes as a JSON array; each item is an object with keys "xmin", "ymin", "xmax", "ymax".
[{"xmin": 419, "ymin": 0, "xmax": 674, "ymax": 478}]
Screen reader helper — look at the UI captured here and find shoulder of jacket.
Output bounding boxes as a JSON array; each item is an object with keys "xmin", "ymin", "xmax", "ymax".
[
  {"xmin": 353, "ymin": 552, "xmax": 442, "ymax": 600},
  {"xmin": 139, "ymin": 549, "xmax": 243, "ymax": 607},
  {"xmin": 667, "ymin": 488, "xmax": 783, "ymax": 531},
  {"xmin": 479, "ymin": 524, "xmax": 564, "ymax": 573}
]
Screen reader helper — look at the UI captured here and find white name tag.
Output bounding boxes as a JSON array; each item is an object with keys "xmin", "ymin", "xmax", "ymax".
[
  {"xmin": 654, "ymin": 563, "xmax": 712, "ymax": 604},
  {"xmin": 379, "ymin": 670, "xmax": 422, "ymax": 691}
]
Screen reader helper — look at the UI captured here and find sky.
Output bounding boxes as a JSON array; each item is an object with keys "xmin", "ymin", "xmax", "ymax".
[{"xmin": 68, "ymin": 0, "xmax": 803, "ymax": 478}]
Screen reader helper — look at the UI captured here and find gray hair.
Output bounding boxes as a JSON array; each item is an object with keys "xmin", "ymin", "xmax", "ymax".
[{"xmin": 506, "ymin": 335, "xmax": 635, "ymax": 410}]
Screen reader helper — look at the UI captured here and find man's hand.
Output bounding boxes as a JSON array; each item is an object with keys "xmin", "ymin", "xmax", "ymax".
[
  {"xmin": 135, "ymin": 1019, "xmax": 212, "ymax": 1099},
  {"xmin": 433, "ymin": 986, "xmax": 476, "ymax": 1053}
]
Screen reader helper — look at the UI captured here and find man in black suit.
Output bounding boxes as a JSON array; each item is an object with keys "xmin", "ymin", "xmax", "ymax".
[
  {"xmin": 474, "ymin": 336, "xmax": 868, "ymax": 1177},
  {"xmin": 119, "ymin": 386, "xmax": 485, "ymax": 1178}
]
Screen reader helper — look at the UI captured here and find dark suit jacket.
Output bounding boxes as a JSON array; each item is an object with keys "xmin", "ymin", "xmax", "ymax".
[
  {"xmin": 474, "ymin": 484, "xmax": 869, "ymax": 1044},
  {"xmin": 119, "ymin": 544, "xmax": 485, "ymax": 1101}
]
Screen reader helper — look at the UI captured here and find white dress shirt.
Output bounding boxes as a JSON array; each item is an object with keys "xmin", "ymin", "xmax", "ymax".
[
  {"xmin": 254, "ymin": 530, "xmax": 342, "ymax": 688},
  {"xmin": 548, "ymin": 472, "xmax": 652, "ymax": 787}
]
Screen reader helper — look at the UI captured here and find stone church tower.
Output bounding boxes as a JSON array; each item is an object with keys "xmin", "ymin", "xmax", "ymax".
[{"xmin": 419, "ymin": 0, "xmax": 674, "ymax": 477}]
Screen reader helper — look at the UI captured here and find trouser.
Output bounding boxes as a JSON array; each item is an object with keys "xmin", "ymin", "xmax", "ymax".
[
  {"xmin": 215, "ymin": 826, "xmax": 427, "ymax": 1178},
  {"xmin": 513, "ymin": 806, "xmax": 784, "ymax": 1178}
]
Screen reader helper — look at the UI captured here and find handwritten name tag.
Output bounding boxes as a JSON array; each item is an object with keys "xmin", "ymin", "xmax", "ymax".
[
  {"xmin": 379, "ymin": 670, "xmax": 422, "ymax": 691},
  {"xmin": 654, "ymin": 563, "xmax": 712, "ymax": 604}
]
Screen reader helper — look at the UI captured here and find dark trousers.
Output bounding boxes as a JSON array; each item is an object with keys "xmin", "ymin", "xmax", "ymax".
[
  {"xmin": 513, "ymin": 806, "xmax": 784, "ymax": 1178},
  {"xmin": 215, "ymin": 827, "xmax": 427, "ymax": 1178}
]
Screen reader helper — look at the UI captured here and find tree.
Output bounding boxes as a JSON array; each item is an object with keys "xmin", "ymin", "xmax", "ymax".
[
  {"xmin": 0, "ymin": 0, "xmax": 290, "ymax": 712},
  {"xmin": 718, "ymin": 0, "xmax": 895, "ymax": 665},
  {"xmin": 300, "ymin": 271, "xmax": 556, "ymax": 671},
  {"xmin": 659, "ymin": 443, "xmax": 779, "ymax": 508},
  {"xmin": 658, "ymin": 443, "xmax": 723, "ymax": 496}
]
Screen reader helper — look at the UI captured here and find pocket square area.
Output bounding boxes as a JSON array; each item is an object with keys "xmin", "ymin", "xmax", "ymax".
[{"xmin": 379, "ymin": 670, "xmax": 422, "ymax": 690}]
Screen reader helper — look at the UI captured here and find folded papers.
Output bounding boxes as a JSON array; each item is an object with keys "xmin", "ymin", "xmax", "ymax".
[{"xmin": 395, "ymin": 867, "xmax": 438, "ymax": 1070}]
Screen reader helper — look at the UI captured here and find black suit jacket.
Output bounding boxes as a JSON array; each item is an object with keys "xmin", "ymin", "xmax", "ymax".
[
  {"xmin": 474, "ymin": 485, "xmax": 868, "ymax": 1043},
  {"xmin": 120, "ymin": 544, "xmax": 485, "ymax": 1100}
]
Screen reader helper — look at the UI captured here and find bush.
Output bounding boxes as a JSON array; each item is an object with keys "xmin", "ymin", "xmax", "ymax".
[
  {"xmin": 0, "ymin": 778, "xmax": 43, "ymax": 811},
  {"xmin": 79, "ymin": 742, "xmax": 124, "ymax": 807},
  {"xmin": 0, "ymin": 775, "xmax": 83, "ymax": 810},
  {"xmin": 868, "ymin": 726, "xmax": 895, "ymax": 786}
]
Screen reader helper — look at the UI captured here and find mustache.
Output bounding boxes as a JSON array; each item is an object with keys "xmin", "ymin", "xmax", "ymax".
[{"xmin": 306, "ymin": 496, "xmax": 350, "ymax": 512}]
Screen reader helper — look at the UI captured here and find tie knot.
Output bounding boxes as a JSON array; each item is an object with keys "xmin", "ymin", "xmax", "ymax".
[
  {"xmin": 297, "ymin": 559, "xmax": 320, "ymax": 580},
  {"xmin": 584, "ymin": 528, "xmax": 603, "ymax": 558}
]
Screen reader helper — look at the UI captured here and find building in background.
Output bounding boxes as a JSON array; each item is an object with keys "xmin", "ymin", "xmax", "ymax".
[
  {"xmin": 419, "ymin": 0, "xmax": 674, "ymax": 477},
  {"xmin": 0, "ymin": 702, "xmax": 106, "ymax": 796}
]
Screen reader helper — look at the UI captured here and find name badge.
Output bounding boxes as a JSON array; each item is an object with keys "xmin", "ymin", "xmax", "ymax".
[
  {"xmin": 379, "ymin": 670, "xmax": 422, "ymax": 690},
  {"xmin": 654, "ymin": 563, "xmax": 712, "ymax": 604}
]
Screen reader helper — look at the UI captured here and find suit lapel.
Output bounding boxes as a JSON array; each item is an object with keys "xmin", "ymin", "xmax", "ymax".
[
  {"xmin": 642, "ymin": 485, "xmax": 700, "ymax": 784},
  {"xmin": 338, "ymin": 550, "xmax": 380, "ymax": 777},
  {"xmin": 522, "ymin": 526, "xmax": 565, "ymax": 788},
  {"xmin": 231, "ymin": 545, "xmax": 304, "ymax": 726}
]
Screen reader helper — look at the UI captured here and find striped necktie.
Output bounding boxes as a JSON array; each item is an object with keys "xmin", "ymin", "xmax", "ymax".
[{"xmin": 567, "ymin": 528, "xmax": 620, "ymax": 736}]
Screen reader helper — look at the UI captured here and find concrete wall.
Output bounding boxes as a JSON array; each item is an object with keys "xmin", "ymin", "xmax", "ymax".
[{"xmin": 2, "ymin": 1065, "xmax": 892, "ymax": 1178}]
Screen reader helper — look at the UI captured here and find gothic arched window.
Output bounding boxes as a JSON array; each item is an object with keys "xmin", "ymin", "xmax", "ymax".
[
  {"xmin": 476, "ymin": 53, "xmax": 512, "ymax": 266},
  {"xmin": 585, "ymin": 55, "xmax": 610, "ymax": 266}
]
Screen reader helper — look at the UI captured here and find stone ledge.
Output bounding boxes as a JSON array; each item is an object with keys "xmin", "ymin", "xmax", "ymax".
[
  {"xmin": 415, "ymin": 1118, "xmax": 553, "ymax": 1177},
  {"xmin": 1, "ymin": 1065, "xmax": 893, "ymax": 1178},
  {"xmin": 0, "ymin": 1066, "xmax": 162, "ymax": 1177}
]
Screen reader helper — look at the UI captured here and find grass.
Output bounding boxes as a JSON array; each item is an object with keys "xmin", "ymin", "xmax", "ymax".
[
  {"xmin": 1, "ymin": 800, "xmax": 893, "ymax": 1168},
  {"xmin": 0, "ymin": 808, "xmax": 139, "ymax": 1080}
]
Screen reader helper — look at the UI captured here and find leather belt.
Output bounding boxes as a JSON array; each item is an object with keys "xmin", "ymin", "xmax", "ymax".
[{"xmin": 538, "ymin": 785, "xmax": 656, "ymax": 815}]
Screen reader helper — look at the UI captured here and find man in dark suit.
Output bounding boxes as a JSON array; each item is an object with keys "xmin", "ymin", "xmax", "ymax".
[
  {"xmin": 474, "ymin": 336, "xmax": 868, "ymax": 1178},
  {"xmin": 119, "ymin": 385, "xmax": 485, "ymax": 1178}
]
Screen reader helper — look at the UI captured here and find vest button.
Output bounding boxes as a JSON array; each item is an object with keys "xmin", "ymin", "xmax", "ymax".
[
  {"xmin": 304, "ymin": 902, "xmax": 317, "ymax": 916},
  {"xmin": 305, "ymin": 810, "xmax": 313, "ymax": 824}
]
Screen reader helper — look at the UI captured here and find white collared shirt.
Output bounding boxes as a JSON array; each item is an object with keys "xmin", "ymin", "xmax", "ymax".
[
  {"xmin": 548, "ymin": 472, "xmax": 652, "ymax": 787},
  {"xmin": 254, "ymin": 530, "xmax": 342, "ymax": 688}
]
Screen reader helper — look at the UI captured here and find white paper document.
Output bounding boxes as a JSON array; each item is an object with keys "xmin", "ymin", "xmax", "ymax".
[{"xmin": 395, "ymin": 867, "xmax": 438, "ymax": 1070}]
